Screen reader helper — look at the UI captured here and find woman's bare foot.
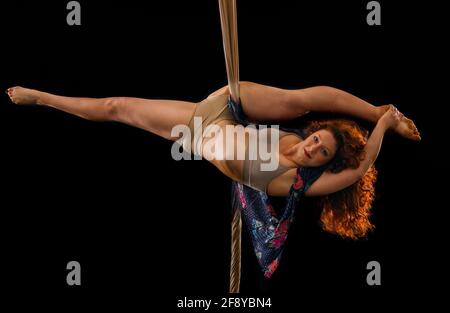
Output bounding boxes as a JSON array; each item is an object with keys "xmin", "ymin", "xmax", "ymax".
[
  {"xmin": 6, "ymin": 86, "xmax": 41, "ymax": 105},
  {"xmin": 379, "ymin": 104, "xmax": 421, "ymax": 141}
]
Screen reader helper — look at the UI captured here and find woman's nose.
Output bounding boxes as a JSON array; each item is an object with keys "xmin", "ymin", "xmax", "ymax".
[{"xmin": 310, "ymin": 144, "xmax": 319, "ymax": 154}]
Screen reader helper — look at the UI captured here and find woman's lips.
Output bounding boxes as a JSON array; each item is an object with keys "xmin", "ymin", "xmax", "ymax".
[{"xmin": 304, "ymin": 148, "xmax": 312, "ymax": 158}]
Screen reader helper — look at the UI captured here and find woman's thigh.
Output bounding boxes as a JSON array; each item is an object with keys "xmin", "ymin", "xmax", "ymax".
[
  {"xmin": 208, "ymin": 81, "xmax": 308, "ymax": 122},
  {"xmin": 114, "ymin": 97, "xmax": 196, "ymax": 141}
]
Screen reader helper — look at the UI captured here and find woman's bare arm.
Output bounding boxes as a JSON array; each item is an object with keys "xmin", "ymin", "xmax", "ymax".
[{"xmin": 305, "ymin": 105, "xmax": 401, "ymax": 197}]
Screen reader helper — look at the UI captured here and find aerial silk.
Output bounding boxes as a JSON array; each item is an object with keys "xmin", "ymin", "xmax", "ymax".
[
  {"xmin": 217, "ymin": 0, "xmax": 325, "ymax": 288},
  {"xmin": 218, "ymin": 0, "xmax": 242, "ymax": 293},
  {"xmin": 227, "ymin": 97, "xmax": 326, "ymax": 279}
]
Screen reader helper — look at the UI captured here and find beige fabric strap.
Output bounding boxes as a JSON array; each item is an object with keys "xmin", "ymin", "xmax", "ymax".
[
  {"xmin": 218, "ymin": 0, "xmax": 242, "ymax": 293},
  {"xmin": 229, "ymin": 205, "xmax": 242, "ymax": 293},
  {"xmin": 218, "ymin": 0, "xmax": 240, "ymax": 104}
]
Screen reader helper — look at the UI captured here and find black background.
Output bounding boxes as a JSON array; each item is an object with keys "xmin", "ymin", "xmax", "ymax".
[{"xmin": 1, "ymin": 0, "xmax": 447, "ymax": 311}]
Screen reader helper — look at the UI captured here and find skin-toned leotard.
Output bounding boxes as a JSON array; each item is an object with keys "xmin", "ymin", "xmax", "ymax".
[{"xmin": 187, "ymin": 94, "xmax": 295, "ymax": 192}]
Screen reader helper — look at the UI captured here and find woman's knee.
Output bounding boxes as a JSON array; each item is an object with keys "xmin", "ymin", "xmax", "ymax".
[
  {"xmin": 104, "ymin": 97, "xmax": 126, "ymax": 121},
  {"xmin": 283, "ymin": 89, "xmax": 313, "ymax": 116}
]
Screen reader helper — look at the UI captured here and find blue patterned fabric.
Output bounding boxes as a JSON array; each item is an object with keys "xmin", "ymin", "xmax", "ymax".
[{"xmin": 227, "ymin": 96, "xmax": 325, "ymax": 278}]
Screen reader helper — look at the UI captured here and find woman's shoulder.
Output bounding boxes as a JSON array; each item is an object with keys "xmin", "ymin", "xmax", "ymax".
[
  {"xmin": 279, "ymin": 129, "xmax": 303, "ymax": 140},
  {"xmin": 267, "ymin": 168, "xmax": 297, "ymax": 197}
]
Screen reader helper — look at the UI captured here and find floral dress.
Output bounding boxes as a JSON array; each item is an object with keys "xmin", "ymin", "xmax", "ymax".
[{"xmin": 227, "ymin": 96, "xmax": 326, "ymax": 278}]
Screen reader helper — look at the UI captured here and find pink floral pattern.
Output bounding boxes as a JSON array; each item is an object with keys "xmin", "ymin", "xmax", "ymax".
[
  {"xmin": 238, "ymin": 185, "xmax": 246, "ymax": 208},
  {"xmin": 271, "ymin": 219, "xmax": 290, "ymax": 248},
  {"xmin": 293, "ymin": 173, "xmax": 304, "ymax": 190},
  {"xmin": 264, "ymin": 259, "xmax": 279, "ymax": 279}
]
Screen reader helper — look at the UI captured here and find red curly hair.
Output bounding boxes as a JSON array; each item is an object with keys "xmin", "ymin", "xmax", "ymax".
[{"xmin": 303, "ymin": 119, "xmax": 377, "ymax": 239}]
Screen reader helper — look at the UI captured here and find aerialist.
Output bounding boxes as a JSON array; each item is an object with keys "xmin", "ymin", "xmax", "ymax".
[{"xmin": 6, "ymin": 82, "xmax": 420, "ymax": 276}]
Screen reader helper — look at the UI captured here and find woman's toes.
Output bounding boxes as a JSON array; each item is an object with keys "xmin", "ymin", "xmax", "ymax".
[
  {"xmin": 5, "ymin": 86, "xmax": 38, "ymax": 105},
  {"xmin": 406, "ymin": 119, "xmax": 418, "ymax": 132}
]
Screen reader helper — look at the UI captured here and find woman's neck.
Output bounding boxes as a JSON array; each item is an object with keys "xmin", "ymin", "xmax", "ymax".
[{"xmin": 278, "ymin": 135, "xmax": 303, "ymax": 168}]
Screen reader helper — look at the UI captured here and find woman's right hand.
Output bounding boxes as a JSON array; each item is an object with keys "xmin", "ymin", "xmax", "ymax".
[{"xmin": 379, "ymin": 104, "xmax": 403, "ymax": 130}]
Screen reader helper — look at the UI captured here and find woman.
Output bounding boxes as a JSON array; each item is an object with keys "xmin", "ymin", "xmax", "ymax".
[{"xmin": 6, "ymin": 82, "xmax": 419, "ymax": 238}]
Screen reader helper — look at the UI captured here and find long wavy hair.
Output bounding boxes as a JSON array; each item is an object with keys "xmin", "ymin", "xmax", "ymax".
[{"xmin": 303, "ymin": 119, "xmax": 377, "ymax": 239}]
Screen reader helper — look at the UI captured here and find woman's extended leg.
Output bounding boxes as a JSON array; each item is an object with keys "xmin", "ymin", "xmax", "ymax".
[
  {"xmin": 208, "ymin": 81, "xmax": 383, "ymax": 121},
  {"xmin": 6, "ymin": 86, "xmax": 196, "ymax": 141},
  {"xmin": 209, "ymin": 81, "xmax": 420, "ymax": 140}
]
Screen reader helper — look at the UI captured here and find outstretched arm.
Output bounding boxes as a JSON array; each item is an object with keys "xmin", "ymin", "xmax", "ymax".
[{"xmin": 305, "ymin": 105, "xmax": 401, "ymax": 197}]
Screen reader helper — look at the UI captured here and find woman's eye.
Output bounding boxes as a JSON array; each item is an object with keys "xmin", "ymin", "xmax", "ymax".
[
  {"xmin": 322, "ymin": 149, "xmax": 328, "ymax": 157},
  {"xmin": 314, "ymin": 136, "xmax": 318, "ymax": 142}
]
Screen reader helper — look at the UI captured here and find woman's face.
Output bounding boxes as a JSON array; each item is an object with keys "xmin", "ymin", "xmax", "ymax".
[{"xmin": 293, "ymin": 129, "xmax": 338, "ymax": 167}]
